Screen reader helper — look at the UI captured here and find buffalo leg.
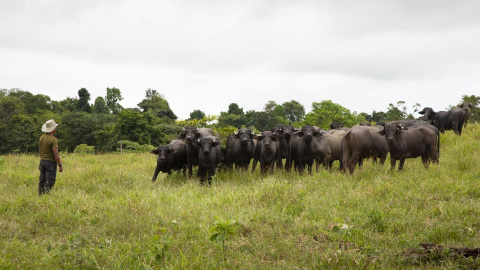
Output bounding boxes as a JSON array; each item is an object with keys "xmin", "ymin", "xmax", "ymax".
[
  {"xmin": 421, "ymin": 155, "xmax": 429, "ymax": 168},
  {"xmin": 152, "ymin": 165, "xmax": 161, "ymax": 182},
  {"xmin": 390, "ymin": 158, "xmax": 397, "ymax": 170},
  {"xmin": 269, "ymin": 161, "xmax": 275, "ymax": 174},
  {"xmin": 276, "ymin": 157, "xmax": 283, "ymax": 171},
  {"xmin": 252, "ymin": 158, "xmax": 259, "ymax": 173},
  {"xmin": 398, "ymin": 159, "xmax": 405, "ymax": 171}
]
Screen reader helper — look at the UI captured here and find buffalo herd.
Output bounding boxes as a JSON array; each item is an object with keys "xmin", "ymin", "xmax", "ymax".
[{"xmin": 151, "ymin": 104, "xmax": 473, "ymax": 184}]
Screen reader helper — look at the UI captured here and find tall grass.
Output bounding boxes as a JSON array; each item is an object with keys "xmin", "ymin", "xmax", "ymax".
[{"xmin": 1, "ymin": 125, "xmax": 480, "ymax": 269}]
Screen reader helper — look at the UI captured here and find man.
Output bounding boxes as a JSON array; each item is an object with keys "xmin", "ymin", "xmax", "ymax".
[{"xmin": 38, "ymin": 119, "xmax": 63, "ymax": 195}]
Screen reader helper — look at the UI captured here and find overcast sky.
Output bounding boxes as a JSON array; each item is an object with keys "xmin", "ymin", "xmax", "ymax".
[{"xmin": 1, "ymin": 0, "xmax": 479, "ymax": 120}]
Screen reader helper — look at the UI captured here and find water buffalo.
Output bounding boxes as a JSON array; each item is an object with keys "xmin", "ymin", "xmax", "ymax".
[
  {"xmin": 194, "ymin": 136, "xmax": 222, "ymax": 185},
  {"xmin": 388, "ymin": 119, "xmax": 436, "ymax": 129},
  {"xmin": 457, "ymin": 102, "xmax": 475, "ymax": 128},
  {"xmin": 273, "ymin": 124, "xmax": 295, "ymax": 170},
  {"xmin": 225, "ymin": 128, "xmax": 256, "ymax": 170},
  {"xmin": 150, "ymin": 140, "xmax": 187, "ymax": 182},
  {"xmin": 252, "ymin": 131, "xmax": 279, "ymax": 175},
  {"xmin": 341, "ymin": 125, "xmax": 389, "ymax": 175},
  {"xmin": 287, "ymin": 125, "xmax": 321, "ymax": 174},
  {"xmin": 313, "ymin": 129, "xmax": 346, "ymax": 171},
  {"xmin": 177, "ymin": 127, "xmax": 215, "ymax": 177},
  {"xmin": 418, "ymin": 107, "xmax": 466, "ymax": 135},
  {"xmin": 330, "ymin": 122, "xmax": 344, "ymax": 129},
  {"xmin": 378, "ymin": 124, "xmax": 439, "ymax": 170}
]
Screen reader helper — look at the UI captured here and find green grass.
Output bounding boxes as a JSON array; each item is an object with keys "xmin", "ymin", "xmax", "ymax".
[{"xmin": 1, "ymin": 125, "xmax": 480, "ymax": 269}]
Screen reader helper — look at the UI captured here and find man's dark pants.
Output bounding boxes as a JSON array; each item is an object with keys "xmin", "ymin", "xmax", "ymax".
[{"xmin": 39, "ymin": 160, "xmax": 57, "ymax": 195}]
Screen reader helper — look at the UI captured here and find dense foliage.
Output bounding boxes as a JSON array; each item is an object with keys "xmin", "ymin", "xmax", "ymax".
[{"xmin": 0, "ymin": 88, "xmax": 478, "ymax": 154}]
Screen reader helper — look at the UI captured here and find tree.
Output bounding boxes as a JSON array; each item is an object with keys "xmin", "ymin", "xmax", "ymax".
[
  {"xmin": 8, "ymin": 114, "xmax": 39, "ymax": 153},
  {"xmin": 137, "ymin": 89, "xmax": 177, "ymax": 122},
  {"xmin": 227, "ymin": 103, "xmax": 244, "ymax": 115},
  {"xmin": 115, "ymin": 109, "xmax": 155, "ymax": 145},
  {"xmin": 282, "ymin": 100, "xmax": 305, "ymax": 123},
  {"xmin": 61, "ymin": 112, "xmax": 117, "ymax": 152},
  {"xmin": 244, "ymin": 110, "xmax": 259, "ymax": 129},
  {"xmin": 217, "ymin": 103, "xmax": 247, "ymax": 128},
  {"xmin": 188, "ymin": 110, "xmax": 206, "ymax": 120},
  {"xmin": 264, "ymin": 101, "xmax": 277, "ymax": 112},
  {"xmin": 52, "ymin": 97, "xmax": 77, "ymax": 114},
  {"xmin": 76, "ymin": 88, "xmax": 91, "ymax": 112},
  {"xmin": 385, "ymin": 102, "xmax": 406, "ymax": 121},
  {"xmin": 7, "ymin": 89, "xmax": 51, "ymax": 114},
  {"xmin": 254, "ymin": 111, "xmax": 278, "ymax": 131},
  {"xmin": 93, "ymin": 96, "xmax": 109, "ymax": 114},
  {"xmin": 461, "ymin": 94, "xmax": 480, "ymax": 123},
  {"xmin": 106, "ymin": 87, "xmax": 124, "ymax": 114},
  {"xmin": 0, "ymin": 95, "xmax": 25, "ymax": 133},
  {"xmin": 370, "ymin": 110, "xmax": 387, "ymax": 123},
  {"xmin": 303, "ymin": 100, "xmax": 357, "ymax": 129}
]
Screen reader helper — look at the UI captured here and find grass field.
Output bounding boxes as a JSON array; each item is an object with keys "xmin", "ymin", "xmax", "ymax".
[{"xmin": 1, "ymin": 125, "xmax": 480, "ymax": 269}]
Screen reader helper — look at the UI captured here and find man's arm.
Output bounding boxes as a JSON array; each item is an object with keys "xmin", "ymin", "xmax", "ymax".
[{"xmin": 53, "ymin": 147, "xmax": 63, "ymax": 172}]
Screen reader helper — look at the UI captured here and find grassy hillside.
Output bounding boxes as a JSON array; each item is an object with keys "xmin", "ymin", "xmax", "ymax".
[{"xmin": 1, "ymin": 125, "xmax": 480, "ymax": 269}]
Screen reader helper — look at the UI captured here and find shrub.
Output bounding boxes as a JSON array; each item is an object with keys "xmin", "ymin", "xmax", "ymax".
[
  {"xmin": 74, "ymin": 144, "xmax": 95, "ymax": 155},
  {"xmin": 117, "ymin": 140, "xmax": 155, "ymax": 153}
]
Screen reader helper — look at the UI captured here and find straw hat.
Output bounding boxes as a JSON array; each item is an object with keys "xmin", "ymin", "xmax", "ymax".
[{"xmin": 42, "ymin": 119, "xmax": 59, "ymax": 133}]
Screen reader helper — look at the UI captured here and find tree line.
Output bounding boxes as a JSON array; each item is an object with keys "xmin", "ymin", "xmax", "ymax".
[{"xmin": 0, "ymin": 88, "xmax": 478, "ymax": 154}]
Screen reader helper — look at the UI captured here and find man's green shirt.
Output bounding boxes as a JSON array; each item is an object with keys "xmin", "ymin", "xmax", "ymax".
[{"xmin": 39, "ymin": 133, "xmax": 59, "ymax": 162}]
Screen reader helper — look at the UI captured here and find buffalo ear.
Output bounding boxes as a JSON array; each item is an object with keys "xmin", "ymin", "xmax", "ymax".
[
  {"xmin": 251, "ymin": 134, "xmax": 257, "ymax": 140},
  {"xmin": 377, "ymin": 131, "xmax": 385, "ymax": 136},
  {"xmin": 418, "ymin": 109, "xmax": 425, "ymax": 115},
  {"xmin": 256, "ymin": 135, "xmax": 264, "ymax": 141},
  {"xmin": 167, "ymin": 145, "xmax": 177, "ymax": 153},
  {"xmin": 296, "ymin": 131, "xmax": 304, "ymax": 137},
  {"xmin": 469, "ymin": 103, "xmax": 474, "ymax": 108},
  {"xmin": 271, "ymin": 135, "xmax": 278, "ymax": 141},
  {"xmin": 177, "ymin": 133, "xmax": 186, "ymax": 140},
  {"xmin": 193, "ymin": 139, "xmax": 201, "ymax": 147},
  {"xmin": 150, "ymin": 149, "xmax": 160, "ymax": 155}
]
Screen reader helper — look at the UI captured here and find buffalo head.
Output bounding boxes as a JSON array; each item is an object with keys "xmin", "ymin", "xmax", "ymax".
[
  {"xmin": 195, "ymin": 136, "xmax": 220, "ymax": 153},
  {"xmin": 256, "ymin": 131, "xmax": 277, "ymax": 147},
  {"xmin": 378, "ymin": 123, "xmax": 404, "ymax": 143}
]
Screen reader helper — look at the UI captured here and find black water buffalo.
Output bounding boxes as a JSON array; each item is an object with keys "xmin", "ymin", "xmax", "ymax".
[
  {"xmin": 252, "ymin": 131, "xmax": 279, "ymax": 175},
  {"xmin": 287, "ymin": 125, "xmax": 321, "ymax": 174},
  {"xmin": 330, "ymin": 122, "xmax": 344, "ymax": 129},
  {"xmin": 457, "ymin": 102, "xmax": 475, "ymax": 128},
  {"xmin": 194, "ymin": 136, "xmax": 222, "ymax": 185},
  {"xmin": 225, "ymin": 128, "xmax": 256, "ymax": 170},
  {"xmin": 177, "ymin": 127, "xmax": 215, "ymax": 177},
  {"xmin": 313, "ymin": 129, "xmax": 346, "ymax": 171},
  {"xmin": 418, "ymin": 107, "xmax": 466, "ymax": 135},
  {"xmin": 273, "ymin": 124, "xmax": 295, "ymax": 170},
  {"xmin": 341, "ymin": 125, "xmax": 389, "ymax": 175},
  {"xmin": 150, "ymin": 140, "xmax": 187, "ymax": 182},
  {"xmin": 388, "ymin": 119, "xmax": 436, "ymax": 129},
  {"xmin": 378, "ymin": 124, "xmax": 439, "ymax": 170}
]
